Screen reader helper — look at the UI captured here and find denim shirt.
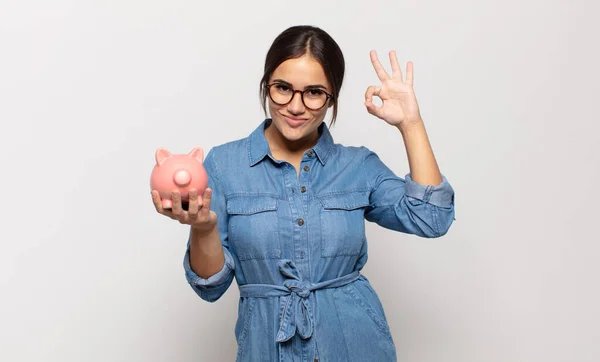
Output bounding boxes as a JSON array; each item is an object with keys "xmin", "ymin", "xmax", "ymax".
[{"xmin": 183, "ymin": 119, "xmax": 455, "ymax": 362}]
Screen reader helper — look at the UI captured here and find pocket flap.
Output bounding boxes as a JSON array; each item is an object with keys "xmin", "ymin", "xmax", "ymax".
[
  {"xmin": 226, "ymin": 195, "xmax": 278, "ymax": 215},
  {"xmin": 318, "ymin": 191, "xmax": 370, "ymax": 210}
]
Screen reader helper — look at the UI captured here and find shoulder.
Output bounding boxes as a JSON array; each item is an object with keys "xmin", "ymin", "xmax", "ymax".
[
  {"xmin": 206, "ymin": 137, "xmax": 248, "ymax": 160},
  {"xmin": 203, "ymin": 136, "xmax": 249, "ymax": 178},
  {"xmin": 328, "ymin": 141, "xmax": 374, "ymax": 164},
  {"xmin": 328, "ymin": 142, "xmax": 390, "ymax": 183}
]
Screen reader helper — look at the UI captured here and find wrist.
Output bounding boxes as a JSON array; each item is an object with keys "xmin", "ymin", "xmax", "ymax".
[
  {"xmin": 191, "ymin": 224, "xmax": 219, "ymax": 244},
  {"xmin": 397, "ymin": 118, "xmax": 425, "ymax": 135}
]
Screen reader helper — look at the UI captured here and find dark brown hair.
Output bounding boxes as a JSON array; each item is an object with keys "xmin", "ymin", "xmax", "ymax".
[{"xmin": 259, "ymin": 25, "xmax": 345, "ymax": 126}]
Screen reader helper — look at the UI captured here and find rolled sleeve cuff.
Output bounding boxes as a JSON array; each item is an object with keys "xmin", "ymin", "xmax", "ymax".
[
  {"xmin": 405, "ymin": 173, "xmax": 455, "ymax": 208},
  {"xmin": 184, "ymin": 246, "xmax": 235, "ymax": 288}
]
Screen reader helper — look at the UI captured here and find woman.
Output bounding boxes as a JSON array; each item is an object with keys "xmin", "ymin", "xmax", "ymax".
[{"xmin": 152, "ymin": 25, "xmax": 455, "ymax": 362}]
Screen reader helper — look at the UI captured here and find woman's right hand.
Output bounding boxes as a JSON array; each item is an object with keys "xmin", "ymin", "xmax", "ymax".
[{"xmin": 151, "ymin": 188, "xmax": 218, "ymax": 234}]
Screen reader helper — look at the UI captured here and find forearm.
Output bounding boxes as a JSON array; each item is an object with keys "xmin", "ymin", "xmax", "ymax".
[
  {"xmin": 189, "ymin": 225, "xmax": 225, "ymax": 279},
  {"xmin": 397, "ymin": 119, "xmax": 443, "ymax": 186}
]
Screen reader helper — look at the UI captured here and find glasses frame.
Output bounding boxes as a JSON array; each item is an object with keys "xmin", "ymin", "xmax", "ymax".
[{"xmin": 265, "ymin": 83, "xmax": 334, "ymax": 111}]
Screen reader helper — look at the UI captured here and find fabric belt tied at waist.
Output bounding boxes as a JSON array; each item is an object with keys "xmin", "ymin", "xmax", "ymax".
[{"xmin": 238, "ymin": 259, "xmax": 361, "ymax": 343}]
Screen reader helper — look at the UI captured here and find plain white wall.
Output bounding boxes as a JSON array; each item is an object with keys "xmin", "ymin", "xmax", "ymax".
[{"xmin": 1, "ymin": 0, "xmax": 599, "ymax": 361}]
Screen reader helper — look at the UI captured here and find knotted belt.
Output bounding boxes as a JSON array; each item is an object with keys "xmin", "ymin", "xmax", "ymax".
[{"xmin": 238, "ymin": 259, "xmax": 361, "ymax": 343}]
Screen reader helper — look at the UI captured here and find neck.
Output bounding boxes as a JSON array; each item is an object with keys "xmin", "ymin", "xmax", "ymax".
[{"xmin": 265, "ymin": 121, "xmax": 320, "ymax": 156}]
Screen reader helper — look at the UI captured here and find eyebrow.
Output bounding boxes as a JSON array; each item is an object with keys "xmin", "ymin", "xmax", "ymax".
[{"xmin": 272, "ymin": 79, "xmax": 328, "ymax": 90}]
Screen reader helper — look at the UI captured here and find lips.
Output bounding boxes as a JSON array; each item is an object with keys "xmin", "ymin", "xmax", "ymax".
[{"xmin": 282, "ymin": 115, "xmax": 308, "ymax": 128}]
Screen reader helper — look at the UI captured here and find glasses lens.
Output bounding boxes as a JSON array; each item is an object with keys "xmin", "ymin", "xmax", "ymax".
[
  {"xmin": 303, "ymin": 89, "xmax": 327, "ymax": 110},
  {"xmin": 269, "ymin": 84, "xmax": 293, "ymax": 105}
]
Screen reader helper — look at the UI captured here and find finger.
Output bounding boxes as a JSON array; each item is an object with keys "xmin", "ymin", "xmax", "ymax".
[
  {"xmin": 152, "ymin": 190, "xmax": 178, "ymax": 219},
  {"xmin": 364, "ymin": 86, "xmax": 383, "ymax": 118},
  {"xmin": 172, "ymin": 191, "xmax": 189, "ymax": 224},
  {"xmin": 364, "ymin": 85, "xmax": 381, "ymax": 104},
  {"xmin": 151, "ymin": 190, "xmax": 165, "ymax": 213},
  {"xmin": 370, "ymin": 50, "xmax": 390, "ymax": 81},
  {"xmin": 406, "ymin": 61, "xmax": 414, "ymax": 86},
  {"xmin": 364, "ymin": 99, "xmax": 383, "ymax": 118},
  {"xmin": 187, "ymin": 188, "xmax": 200, "ymax": 218},
  {"xmin": 171, "ymin": 190, "xmax": 184, "ymax": 217},
  {"xmin": 389, "ymin": 50, "xmax": 403, "ymax": 81},
  {"xmin": 201, "ymin": 188, "xmax": 213, "ymax": 214}
]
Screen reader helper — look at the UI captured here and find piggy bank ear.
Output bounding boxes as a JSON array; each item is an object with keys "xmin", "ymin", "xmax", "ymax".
[
  {"xmin": 155, "ymin": 148, "xmax": 172, "ymax": 166},
  {"xmin": 188, "ymin": 147, "xmax": 204, "ymax": 163}
]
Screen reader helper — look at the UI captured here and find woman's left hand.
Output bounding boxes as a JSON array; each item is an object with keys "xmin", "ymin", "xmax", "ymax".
[{"xmin": 365, "ymin": 50, "xmax": 423, "ymax": 128}]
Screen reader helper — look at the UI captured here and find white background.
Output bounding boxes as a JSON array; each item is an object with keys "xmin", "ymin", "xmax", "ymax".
[{"xmin": 1, "ymin": 0, "xmax": 599, "ymax": 361}]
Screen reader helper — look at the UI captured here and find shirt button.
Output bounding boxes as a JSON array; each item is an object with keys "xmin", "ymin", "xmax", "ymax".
[
  {"xmin": 298, "ymin": 218, "xmax": 304, "ymax": 226},
  {"xmin": 300, "ymin": 186, "xmax": 306, "ymax": 193},
  {"xmin": 307, "ymin": 150, "xmax": 314, "ymax": 157},
  {"xmin": 303, "ymin": 165, "xmax": 310, "ymax": 172}
]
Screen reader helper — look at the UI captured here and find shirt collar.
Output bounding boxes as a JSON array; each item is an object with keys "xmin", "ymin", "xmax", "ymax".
[{"xmin": 248, "ymin": 118, "xmax": 334, "ymax": 167}]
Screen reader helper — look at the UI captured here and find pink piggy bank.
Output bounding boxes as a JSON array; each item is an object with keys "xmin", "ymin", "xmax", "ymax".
[{"xmin": 150, "ymin": 147, "xmax": 208, "ymax": 210}]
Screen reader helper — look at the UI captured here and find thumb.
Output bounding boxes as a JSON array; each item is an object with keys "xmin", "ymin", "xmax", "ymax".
[{"xmin": 365, "ymin": 100, "xmax": 384, "ymax": 119}]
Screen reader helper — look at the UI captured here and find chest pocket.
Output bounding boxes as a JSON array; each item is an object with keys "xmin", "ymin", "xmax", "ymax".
[
  {"xmin": 317, "ymin": 191, "xmax": 370, "ymax": 258},
  {"xmin": 226, "ymin": 195, "xmax": 281, "ymax": 260}
]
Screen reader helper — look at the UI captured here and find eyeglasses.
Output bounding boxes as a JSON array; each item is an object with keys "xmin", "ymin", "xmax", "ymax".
[{"xmin": 265, "ymin": 83, "xmax": 333, "ymax": 111}]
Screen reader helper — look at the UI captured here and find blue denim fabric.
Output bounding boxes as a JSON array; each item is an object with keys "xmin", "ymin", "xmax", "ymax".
[{"xmin": 183, "ymin": 119, "xmax": 455, "ymax": 361}]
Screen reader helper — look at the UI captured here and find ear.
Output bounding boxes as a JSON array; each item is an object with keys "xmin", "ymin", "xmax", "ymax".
[
  {"xmin": 155, "ymin": 148, "xmax": 172, "ymax": 166},
  {"xmin": 188, "ymin": 147, "xmax": 204, "ymax": 163}
]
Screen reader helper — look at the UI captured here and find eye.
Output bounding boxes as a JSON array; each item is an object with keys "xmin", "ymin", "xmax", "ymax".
[
  {"xmin": 274, "ymin": 84, "xmax": 291, "ymax": 92},
  {"xmin": 306, "ymin": 89, "xmax": 326, "ymax": 98}
]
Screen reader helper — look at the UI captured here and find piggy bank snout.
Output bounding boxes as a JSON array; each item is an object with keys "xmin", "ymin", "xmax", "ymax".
[{"xmin": 173, "ymin": 169, "xmax": 192, "ymax": 187}]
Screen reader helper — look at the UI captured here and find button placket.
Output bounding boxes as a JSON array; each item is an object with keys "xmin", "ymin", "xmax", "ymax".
[{"xmin": 294, "ymin": 153, "xmax": 312, "ymax": 265}]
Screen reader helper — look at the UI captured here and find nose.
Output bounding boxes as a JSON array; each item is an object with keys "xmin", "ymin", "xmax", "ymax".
[
  {"xmin": 173, "ymin": 169, "xmax": 191, "ymax": 187},
  {"xmin": 287, "ymin": 91, "xmax": 305, "ymax": 114}
]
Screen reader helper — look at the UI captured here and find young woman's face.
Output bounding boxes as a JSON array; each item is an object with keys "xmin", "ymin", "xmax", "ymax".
[{"xmin": 266, "ymin": 54, "xmax": 332, "ymax": 147}]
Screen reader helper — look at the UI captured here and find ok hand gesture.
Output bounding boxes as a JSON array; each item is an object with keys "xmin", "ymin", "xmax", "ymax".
[{"xmin": 365, "ymin": 50, "xmax": 423, "ymax": 128}]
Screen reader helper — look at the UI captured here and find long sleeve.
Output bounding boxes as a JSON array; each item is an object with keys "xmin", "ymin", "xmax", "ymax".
[
  {"xmin": 183, "ymin": 148, "xmax": 236, "ymax": 302},
  {"xmin": 361, "ymin": 147, "xmax": 455, "ymax": 238}
]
